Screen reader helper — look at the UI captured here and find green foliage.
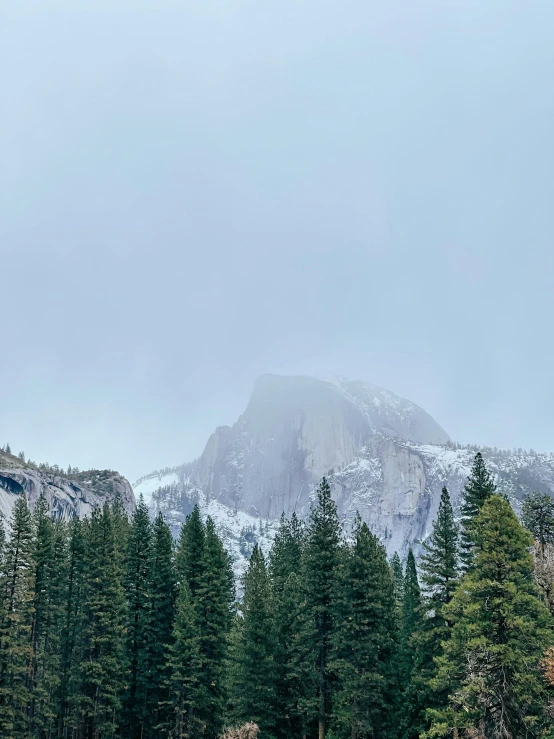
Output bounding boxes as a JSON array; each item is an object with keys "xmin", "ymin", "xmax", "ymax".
[
  {"xmin": 402, "ymin": 487, "xmax": 459, "ymax": 739},
  {"xmin": 523, "ymin": 492, "xmax": 554, "ymax": 551},
  {"xmin": 331, "ymin": 518, "xmax": 398, "ymax": 739},
  {"xmin": 426, "ymin": 496, "xmax": 554, "ymax": 738},
  {"xmin": 122, "ymin": 497, "xmax": 153, "ymax": 738},
  {"xmin": 73, "ymin": 504, "xmax": 127, "ymax": 737},
  {"xmin": 0, "ymin": 496, "xmax": 35, "ymax": 738},
  {"xmin": 293, "ymin": 477, "xmax": 342, "ymax": 737},
  {"xmin": 460, "ymin": 452, "xmax": 496, "ymax": 570},
  {"xmin": 2, "ymin": 475, "xmax": 554, "ymax": 739},
  {"xmin": 177, "ymin": 504, "xmax": 205, "ymax": 596},
  {"xmin": 164, "ymin": 581, "xmax": 203, "ymax": 738},
  {"xmin": 400, "ymin": 549, "xmax": 421, "ymax": 685},
  {"xmin": 147, "ymin": 512, "xmax": 177, "ymax": 735},
  {"xmin": 28, "ymin": 498, "xmax": 68, "ymax": 737},
  {"xmin": 195, "ymin": 517, "xmax": 235, "ymax": 738},
  {"xmin": 390, "ymin": 551, "xmax": 404, "ymax": 609},
  {"xmin": 232, "ymin": 545, "xmax": 278, "ymax": 736},
  {"xmin": 269, "ymin": 513, "xmax": 305, "ymax": 738}
]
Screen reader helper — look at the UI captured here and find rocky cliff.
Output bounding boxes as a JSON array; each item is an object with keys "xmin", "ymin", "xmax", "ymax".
[
  {"xmin": 0, "ymin": 449, "xmax": 135, "ymax": 523},
  {"xmin": 135, "ymin": 374, "xmax": 554, "ymax": 577}
]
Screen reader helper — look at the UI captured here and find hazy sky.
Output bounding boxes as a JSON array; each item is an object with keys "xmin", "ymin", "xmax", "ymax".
[{"xmin": 1, "ymin": 0, "xmax": 553, "ymax": 482}]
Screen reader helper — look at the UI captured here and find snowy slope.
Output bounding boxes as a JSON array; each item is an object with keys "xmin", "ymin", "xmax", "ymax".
[{"xmin": 135, "ymin": 375, "xmax": 554, "ymax": 573}]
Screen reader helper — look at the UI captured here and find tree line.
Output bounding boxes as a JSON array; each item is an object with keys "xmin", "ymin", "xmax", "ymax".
[{"xmin": 0, "ymin": 453, "xmax": 553, "ymax": 738}]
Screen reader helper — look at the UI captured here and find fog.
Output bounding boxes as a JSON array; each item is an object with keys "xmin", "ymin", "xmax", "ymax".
[{"xmin": 1, "ymin": 0, "xmax": 553, "ymax": 481}]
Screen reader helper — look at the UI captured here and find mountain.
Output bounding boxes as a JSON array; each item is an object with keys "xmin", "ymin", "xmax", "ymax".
[
  {"xmin": 0, "ymin": 447, "xmax": 135, "ymax": 522},
  {"xmin": 135, "ymin": 374, "xmax": 554, "ymax": 576}
]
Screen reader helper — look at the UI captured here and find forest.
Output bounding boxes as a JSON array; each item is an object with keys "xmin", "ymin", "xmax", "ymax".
[{"xmin": 1, "ymin": 453, "xmax": 553, "ymax": 739}]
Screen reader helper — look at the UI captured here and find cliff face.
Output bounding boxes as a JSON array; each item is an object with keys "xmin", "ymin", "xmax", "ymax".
[
  {"xmin": 135, "ymin": 374, "xmax": 554, "ymax": 576},
  {"xmin": 0, "ymin": 450, "xmax": 135, "ymax": 522},
  {"xmin": 185, "ymin": 374, "xmax": 451, "ymax": 518}
]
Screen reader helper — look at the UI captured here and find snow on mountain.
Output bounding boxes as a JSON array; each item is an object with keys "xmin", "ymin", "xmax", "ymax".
[{"xmin": 134, "ymin": 374, "xmax": 554, "ymax": 575}]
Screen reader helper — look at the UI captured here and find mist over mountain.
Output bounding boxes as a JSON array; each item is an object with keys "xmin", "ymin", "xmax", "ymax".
[{"xmin": 136, "ymin": 374, "xmax": 554, "ymax": 577}]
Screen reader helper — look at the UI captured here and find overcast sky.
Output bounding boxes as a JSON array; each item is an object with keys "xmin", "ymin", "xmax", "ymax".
[{"xmin": 1, "ymin": 0, "xmax": 553, "ymax": 482}]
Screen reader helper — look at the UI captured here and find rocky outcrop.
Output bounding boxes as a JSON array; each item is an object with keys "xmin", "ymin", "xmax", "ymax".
[
  {"xmin": 181, "ymin": 374, "xmax": 451, "ymax": 519},
  {"xmin": 0, "ymin": 450, "xmax": 135, "ymax": 523},
  {"xmin": 136, "ymin": 374, "xmax": 554, "ymax": 568}
]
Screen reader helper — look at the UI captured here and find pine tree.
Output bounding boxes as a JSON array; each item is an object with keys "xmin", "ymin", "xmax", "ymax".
[
  {"xmin": 233, "ymin": 545, "xmax": 278, "ymax": 736},
  {"xmin": 403, "ymin": 487, "xmax": 459, "ymax": 738},
  {"xmin": 28, "ymin": 499, "xmax": 68, "ymax": 738},
  {"xmin": 123, "ymin": 497, "xmax": 153, "ymax": 739},
  {"xmin": 293, "ymin": 477, "xmax": 341, "ymax": 739},
  {"xmin": 522, "ymin": 492, "xmax": 554, "ymax": 553},
  {"xmin": 58, "ymin": 517, "xmax": 86, "ymax": 737},
  {"xmin": 391, "ymin": 552, "xmax": 404, "ymax": 609},
  {"xmin": 164, "ymin": 581, "xmax": 202, "ymax": 738},
  {"xmin": 426, "ymin": 496, "xmax": 554, "ymax": 738},
  {"xmin": 460, "ymin": 452, "xmax": 496, "ymax": 570},
  {"xmin": 195, "ymin": 516, "xmax": 235, "ymax": 738},
  {"xmin": 145, "ymin": 512, "xmax": 177, "ymax": 736},
  {"xmin": 0, "ymin": 496, "xmax": 35, "ymax": 738},
  {"xmin": 74, "ymin": 504, "xmax": 127, "ymax": 738},
  {"xmin": 269, "ymin": 513, "xmax": 305, "ymax": 738},
  {"xmin": 331, "ymin": 518, "xmax": 398, "ymax": 739},
  {"xmin": 400, "ymin": 549, "xmax": 421, "ymax": 686},
  {"xmin": 177, "ymin": 505, "xmax": 205, "ymax": 597}
]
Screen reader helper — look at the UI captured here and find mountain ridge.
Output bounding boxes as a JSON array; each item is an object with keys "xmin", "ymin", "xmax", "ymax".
[{"xmin": 135, "ymin": 374, "xmax": 554, "ymax": 577}]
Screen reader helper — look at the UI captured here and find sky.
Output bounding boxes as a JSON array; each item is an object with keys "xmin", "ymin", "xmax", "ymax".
[{"xmin": 1, "ymin": 0, "xmax": 553, "ymax": 483}]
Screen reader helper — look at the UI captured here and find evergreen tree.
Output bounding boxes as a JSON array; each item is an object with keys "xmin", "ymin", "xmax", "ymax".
[
  {"xmin": 177, "ymin": 505, "xmax": 205, "ymax": 597},
  {"xmin": 74, "ymin": 504, "xmax": 127, "ymax": 738},
  {"xmin": 331, "ymin": 518, "xmax": 398, "ymax": 739},
  {"xmin": 145, "ymin": 512, "xmax": 177, "ymax": 736},
  {"xmin": 426, "ymin": 496, "xmax": 554, "ymax": 738},
  {"xmin": 0, "ymin": 496, "xmax": 35, "ymax": 738},
  {"xmin": 293, "ymin": 477, "xmax": 341, "ymax": 739},
  {"xmin": 460, "ymin": 452, "xmax": 496, "ymax": 570},
  {"xmin": 58, "ymin": 517, "xmax": 86, "ymax": 738},
  {"xmin": 28, "ymin": 499, "xmax": 68, "ymax": 738},
  {"xmin": 195, "ymin": 516, "xmax": 235, "ymax": 738},
  {"xmin": 402, "ymin": 487, "xmax": 459, "ymax": 739},
  {"xmin": 400, "ymin": 549, "xmax": 421, "ymax": 685},
  {"xmin": 123, "ymin": 497, "xmax": 153, "ymax": 739},
  {"xmin": 269, "ymin": 513, "xmax": 305, "ymax": 738},
  {"xmin": 522, "ymin": 492, "xmax": 554, "ymax": 553},
  {"xmin": 233, "ymin": 545, "xmax": 278, "ymax": 736},
  {"xmin": 164, "ymin": 581, "xmax": 202, "ymax": 739},
  {"xmin": 390, "ymin": 552, "xmax": 404, "ymax": 609}
]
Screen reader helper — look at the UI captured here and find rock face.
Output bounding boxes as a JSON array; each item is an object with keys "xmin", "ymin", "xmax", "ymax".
[
  {"xmin": 182, "ymin": 374, "xmax": 451, "ymax": 519},
  {"xmin": 136, "ymin": 375, "xmax": 554, "ymax": 571},
  {"xmin": 0, "ymin": 450, "xmax": 135, "ymax": 523}
]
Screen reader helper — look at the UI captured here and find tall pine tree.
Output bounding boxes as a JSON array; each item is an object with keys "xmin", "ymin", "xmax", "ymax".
[
  {"xmin": 331, "ymin": 518, "xmax": 398, "ymax": 739},
  {"xmin": 400, "ymin": 549, "xmax": 421, "ymax": 687},
  {"xmin": 28, "ymin": 499, "xmax": 68, "ymax": 738},
  {"xmin": 0, "ymin": 496, "xmax": 35, "ymax": 739},
  {"xmin": 73, "ymin": 504, "xmax": 127, "ymax": 738},
  {"xmin": 145, "ymin": 512, "xmax": 177, "ymax": 736},
  {"xmin": 269, "ymin": 513, "xmax": 305, "ymax": 738},
  {"xmin": 403, "ymin": 487, "xmax": 459, "ymax": 739},
  {"xmin": 195, "ymin": 517, "xmax": 235, "ymax": 738},
  {"xmin": 164, "ymin": 581, "xmax": 202, "ymax": 739},
  {"xmin": 123, "ymin": 497, "xmax": 153, "ymax": 739},
  {"xmin": 58, "ymin": 516, "xmax": 86, "ymax": 738},
  {"xmin": 459, "ymin": 452, "xmax": 496, "ymax": 570},
  {"xmin": 293, "ymin": 477, "xmax": 341, "ymax": 739},
  {"xmin": 233, "ymin": 545, "xmax": 278, "ymax": 736},
  {"xmin": 427, "ymin": 496, "xmax": 554, "ymax": 738}
]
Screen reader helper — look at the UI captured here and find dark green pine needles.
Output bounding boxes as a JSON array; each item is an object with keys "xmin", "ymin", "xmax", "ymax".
[
  {"xmin": 1, "ymin": 469, "xmax": 554, "ymax": 739},
  {"xmin": 459, "ymin": 452, "xmax": 496, "ymax": 570}
]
